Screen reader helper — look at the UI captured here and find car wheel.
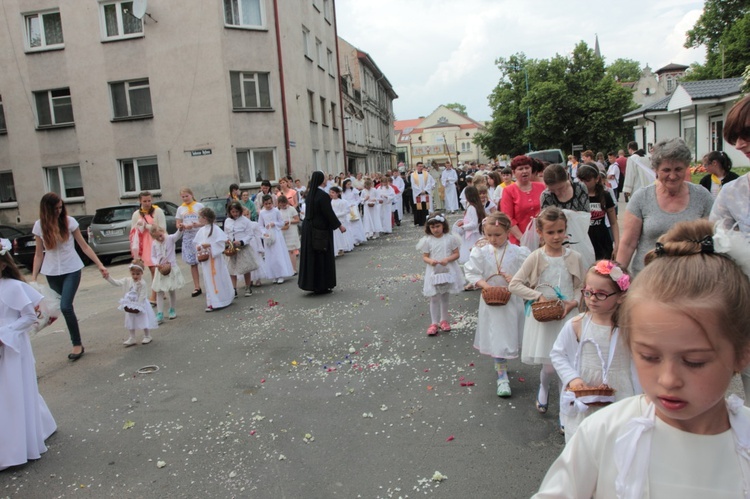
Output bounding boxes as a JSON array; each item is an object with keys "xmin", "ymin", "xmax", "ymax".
[{"xmin": 99, "ymin": 255, "xmax": 113, "ymax": 265}]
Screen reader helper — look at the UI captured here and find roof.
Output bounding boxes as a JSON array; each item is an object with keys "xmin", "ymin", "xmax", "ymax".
[
  {"xmin": 356, "ymin": 49, "xmax": 398, "ymax": 99},
  {"xmin": 394, "ymin": 118, "xmax": 422, "ymax": 132},
  {"xmin": 678, "ymin": 78, "xmax": 744, "ymax": 100},
  {"xmin": 655, "ymin": 63, "xmax": 689, "ymax": 74},
  {"xmin": 623, "ymin": 96, "xmax": 671, "ymax": 118}
]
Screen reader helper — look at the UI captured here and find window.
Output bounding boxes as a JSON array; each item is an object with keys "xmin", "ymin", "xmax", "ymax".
[
  {"xmin": 110, "ymin": 78, "xmax": 152, "ymax": 119},
  {"xmin": 308, "ymin": 90, "xmax": 316, "ymax": 122},
  {"xmin": 0, "ymin": 95, "xmax": 6, "ymax": 134},
  {"xmin": 711, "ymin": 117, "xmax": 724, "ymax": 152},
  {"xmin": 315, "ymin": 38, "xmax": 324, "ymax": 68},
  {"xmin": 34, "ymin": 88, "xmax": 74, "ymax": 127},
  {"xmin": 325, "ymin": 151, "xmax": 331, "ymax": 171},
  {"xmin": 323, "ymin": 0, "xmax": 331, "ymax": 22},
  {"xmin": 120, "ymin": 157, "xmax": 160, "ymax": 194},
  {"xmin": 312, "ymin": 0, "xmax": 320, "ymax": 12},
  {"xmin": 230, "ymin": 71, "xmax": 271, "ymax": 110},
  {"xmin": 667, "ymin": 76, "xmax": 674, "ymax": 93},
  {"xmin": 24, "ymin": 10, "xmax": 64, "ymax": 51},
  {"xmin": 335, "ymin": 152, "xmax": 341, "ymax": 170},
  {"xmin": 331, "ymin": 102, "xmax": 337, "ymax": 129},
  {"xmin": 237, "ymin": 148, "xmax": 277, "ymax": 183},
  {"xmin": 302, "ymin": 26, "xmax": 311, "ymax": 60},
  {"xmin": 320, "ymin": 97, "xmax": 327, "ymax": 126},
  {"xmin": 46, "ymin": 165, "xmax": 84, "ymax": 200},
  {"xmin": 327, "ymin": 49, "xmax": 335, "ymax": 77},
  {"xmin": 0, "ymin": 172, "xmax": 17, "ymax": 204},
  {"xmin": 223, "ymin": 0, "xmax": 264, "ymax": 28},
  {"xmin": 312, "ymin": 149, "xmax": 320, "ymax": 170},
  {"xmin": 100, "ymin": 1, "xmax": 143, "ymax": 41}
]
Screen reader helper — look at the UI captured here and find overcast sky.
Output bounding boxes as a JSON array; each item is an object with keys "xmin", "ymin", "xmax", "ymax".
[{"xmin": 335, "ymin": 0, "xmax": 706, "ymax": 122}]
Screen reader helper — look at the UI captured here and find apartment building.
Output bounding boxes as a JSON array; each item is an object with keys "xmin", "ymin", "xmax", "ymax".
[
  {"xmin": 0, "ymin": 0, "xmax": 343, "ymax": 224},
  {"xmin": 338, "ymin": 37, "xmax": 397, "ymax": 174}
]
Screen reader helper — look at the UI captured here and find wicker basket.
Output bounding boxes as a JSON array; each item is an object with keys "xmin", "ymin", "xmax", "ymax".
[
  {"xmin": 157, "ymin": 263, "xmax": 172, "ymax": 276},
  {"xmin": 123, "ymin": 306, "xmax": 140, "ymax": 314},
  {"xmin": 531, "ymin": 299, "xmax": 565, "ymax": 322},
  {"xmin": 570, "ymin": 384, "xmax": 616, "ymax": 407},
  {"xmin": 223, "ymin": 241, "xmax": 239, "ymax": 257},
  {"xmin": 481, "ymin": 284, "xmax": 510, "ymax": 306},
  {"xmin": 196, "ymin": 248, "xmax": 210, "ymax": 262}
]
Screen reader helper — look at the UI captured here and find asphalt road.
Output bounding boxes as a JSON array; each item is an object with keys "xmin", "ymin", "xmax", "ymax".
[{"xmin": 2, "ymin": 214, "xmax": 563, "ymax": 498}]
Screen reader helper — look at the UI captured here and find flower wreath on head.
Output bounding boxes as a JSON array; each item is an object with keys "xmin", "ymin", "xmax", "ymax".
[{"xmin": 594, "ymin": 260, "xmax": 630, "ymax": 291}]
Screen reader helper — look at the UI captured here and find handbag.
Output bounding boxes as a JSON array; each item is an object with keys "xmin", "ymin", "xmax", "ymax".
[
  {"xmin": 530, "ymin": 281, "xmax": 566, "ymax": 322},
  {"xmin": 481, "ymin": 244, "xmax": 510, "ymax": 306},
  {"xmin": 158, "ymin": 262, "xmax": 172, "ymax": 276}
]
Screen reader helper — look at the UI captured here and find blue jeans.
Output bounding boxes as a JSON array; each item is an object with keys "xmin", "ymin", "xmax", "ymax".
[{"xmin": 46, "ymin": 270, "xmax": 82, "ymax": 347}]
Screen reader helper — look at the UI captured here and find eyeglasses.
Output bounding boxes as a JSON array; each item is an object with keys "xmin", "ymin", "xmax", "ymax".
[{"xmin": 581, "ymin": 288, "xmax": 619, "ymax": 301}]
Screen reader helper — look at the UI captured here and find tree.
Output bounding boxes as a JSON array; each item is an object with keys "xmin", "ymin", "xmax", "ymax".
[
  {"xmin": 605, "ymin": 58, "xmax": 642, "ymax": 82},
  {"xmin": 443, "ymin": 102, "xmax": 467, "ymax": 115},
  {"xmin": 684, "ymin": 1, "xmax": 750, "ymax": 80},
  {"xmin": 477, "ymin": 43, "xmax": 637, "ymax": 159}
]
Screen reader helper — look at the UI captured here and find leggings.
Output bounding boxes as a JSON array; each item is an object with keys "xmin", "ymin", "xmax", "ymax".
[
  {"xmin": 46, "ymin": 270, "xmax": 82, "ymax": 347},
  {"xmin": 429, "ymin": 293, "xmax": 450, "ymax": 324}
]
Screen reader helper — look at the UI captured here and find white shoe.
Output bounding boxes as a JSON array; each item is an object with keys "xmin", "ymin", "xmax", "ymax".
[
  {"xmin": 141, "ymin": 336, "xmax": 153, "ymax": 345},
  {"xmin": 275, "ymin": 278, "xmax": 284, "ymax": 284},
  {"xmin": 123, "ymin": 337, "xmax": 137, "ymax": 347},
  {"xmin": 496, "ymin": 379, "xmax": 511, "ymax": 397}
]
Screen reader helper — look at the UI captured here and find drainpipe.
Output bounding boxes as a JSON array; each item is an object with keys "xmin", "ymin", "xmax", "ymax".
[
  {"xmin": 332, "ymin": 0, "xmax": 348, "ymax": 174},
  {"xmin": 694, "ymin": 104, "xmax": 699, "ymax": 161},
  {"xmin": 272, "ymin": 0, "xmax": 292, "ymax": 177}
]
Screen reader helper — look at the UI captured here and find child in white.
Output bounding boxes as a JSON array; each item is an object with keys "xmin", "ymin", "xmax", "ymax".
[
  {"xmin": 194, "ymin": 207, "xmax": 234, "ymax": 311},
  {"xmin": 107, "ymin": 259, "xmax": 158, "ymax": 346},
  {"xmin": 464, "ymin": 212, "xmax": 530, "ymax": 397},
  {"xmin": 341, "ymin": 179, "xmax": 366, "ymax": 245},
  {"xmin": 225, "ymin": 201, "xmax": 262, "ymax": 297},
  {"xmin": 330, "ymin": 186, "xmax": 355, "ymax": 256},
  {"xmin": 257, "ymin": 194, "xmax": 294, "ymax": 284},
  {"xmin": 378, "ymin": 176, "xmax": 395, "ymax": 234},
  {"xmin": 277, "ymin": 195, "xmax": 301, "ymax": 274},
  {"xmin": 509, "ymin": 207, "xmax": 586, "ymax": 415},
  {"xmin": 361, "ymin": 178, "xmax": 382, "ymax": 239},
  {"xmin": 0, "ymin": 240, "xmax": 57, "ymax": 471},
  {"xmin": 150, "ymin": 226, "xmax": 185, "ymax": 323},
  {"xmin": 535, "ymin": 220, "xmax": 750, "ymax": 498},
  {"xmin": 550, "ymin": 260, "xmax": 640, "ymax": 442},
  {"xmin": 417, "ymin": 213, "xmax": 464, "ymax": 336},
  {"xmin": 456, "ymin": 186, "xmax": 485, "ymax": 264}
]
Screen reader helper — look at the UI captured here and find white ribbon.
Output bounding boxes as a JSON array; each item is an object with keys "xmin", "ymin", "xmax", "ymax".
[{"xmin": 614, "ymin": 400, "xmax": 655, "ymax": 499}]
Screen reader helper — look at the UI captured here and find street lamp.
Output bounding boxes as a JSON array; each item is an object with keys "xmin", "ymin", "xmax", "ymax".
[{"xmin": 524, "ymin": 67, "xmax": 531, "ymax": 153}]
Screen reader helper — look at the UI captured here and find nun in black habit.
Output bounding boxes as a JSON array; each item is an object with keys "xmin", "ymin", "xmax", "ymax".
[{"xmin": 298, "ymin": 171, "xmax": 347, "ymax": 294}]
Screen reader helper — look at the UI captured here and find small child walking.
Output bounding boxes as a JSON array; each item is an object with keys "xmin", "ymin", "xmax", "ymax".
[
  {"xmin": 224, "ymin": 201, "xmax": 263, "ymax": 296},
  {"xmin": 456, "ymin": 186, "xmax": 486, "ymax": 265},
  {"xmin": 464, "ymin": 212, "xmax": 530, "ymax": 397},
  {"xmin": 257, "ymin": 194, "xmax": 294, "ymax": 284},
  {"xmin": 550, "ymin": 260, "xmax": 639, "ymax": 442},
  {"xmin": 150, "ymin": 226, "xmax": 185, "ymax": 323},
  {"xmin": 361, "ymin": 177, "xmax": 382, "ymax": 239},
  {"xmin": 107, "ymin": 259, "xmax": 158, "ymax": 346},
  {"xmin": 194, "ymin": 208, "xmax": 234, "ymax": 312},
  {"xmin": 277, "ymin": 195, "xmax": 301, "ymax": 273},
  {"xmin": 535, "ymin": 219, "xmax": 750, "ymax": 497},
  {"xmin": 417, "ymin": 212, "xmax": 464, "ymax": 336},
  {"xmin": 330, "ymin": 186, "xmax": 355, "ymax": 256},
  {"xmin": 509, "ymin": 207, "xmax": 586, "ymax": 415}
]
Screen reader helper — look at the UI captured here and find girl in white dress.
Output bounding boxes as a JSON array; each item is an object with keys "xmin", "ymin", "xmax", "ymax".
[
  {"xmin": 361, "ymin": 177, "xmax": 382, "ymax": 239},
  {"xmin": 417, "ymin": 213, "xmax": 464, "ymax": 336},
  {"xmin": 257, "ymin": 195, "xmax": 294, "ymax": 284},
  {"xmin": 341, "ymin": 179, "xmax": 366, "ymax": 245},
  {"xmin": 0, "ymin": 240, "xmax": 57, "ymax": 471},
  {"xmin": 464, "ymin": 212, "xmax": 530, "ymax": 397},
  {"xmin": 536, "ymin": 220, "xmax": 750, "ymax": 498},
  {"xmin": 150, "ymin": 226, "xmax": 185, "ymax": 323},
  {"xmin": 550, "ymin": 260, "xmax": 639, "ymax": 442},
  {"xmin": 378, "ymin": 176, "xmax": 395, "ymax": 234},
  {"xmin": 106, "ymin": 259, "xmax": 159, "ymax": 345},
  {"xmin": 509, "ymin": 207, "xmax": 586, "ymax": 415},
  {"xmin": 277, "ymin": 195, "xmax": 301, "ymax": 273},
  {"xmin": 456, "ymin": 186, "xmax": 486, "ymax": 265},
  {"xmin": 329, "ymin": 186, "xmax": 355, "ymax": 255},
  {"xmin": 194, "ymin": 208, "xmax": 234, "ymax": 311},
  {"xmin": 225, "ymin": 201, "xmax": 262, "ymax": 297}
]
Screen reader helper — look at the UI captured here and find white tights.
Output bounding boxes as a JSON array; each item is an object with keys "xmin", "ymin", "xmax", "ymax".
[
  {"xmin": 429, "ymin": 293, "xmax": 450, "ymax": 325},
  {"xmin": 156, "ymin": 290, "xmax": 176, "ymax": 313},
  {"xmin": 538, "ymin": 363, "xmax": 557, "ymax": 405}
]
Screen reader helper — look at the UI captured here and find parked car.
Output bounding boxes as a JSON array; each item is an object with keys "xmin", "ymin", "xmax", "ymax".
[
  {"xmin": 527, "ymin": 149, "xmax": 566, "ymax": 165},
  {"xmin": 10, "ymin": 216, "xmax": 94, "ymax": 269},
  {"xmin": 199, "ymin": 197, "xmax": 228, "ymax": 229},
  {"xmin": 88, "ymin": 202, "xmax": 181, "ymax": 265},
  {"xmin": 1, "ymin": 224, "xmax": 31, "ymax": 267}
]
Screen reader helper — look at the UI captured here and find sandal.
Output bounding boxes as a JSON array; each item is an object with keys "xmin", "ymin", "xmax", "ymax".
[
  {"xmin": 535, "ymin": 385, "xmax": 548, "ymax": 414},
  {"xmin": 191, "ymin": 288, "xmax": 202, "ymax": 297}
]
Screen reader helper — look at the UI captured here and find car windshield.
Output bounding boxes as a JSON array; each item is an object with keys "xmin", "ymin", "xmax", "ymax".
[
  {"xmin": 201, "ymin": 199, "xmax": 227, "ymax": 217},
  {"xmin": 93, "ymin": 207, "xmax": 137, "ymax": 224},
  {"xmin": 529, "ymin": 151, "xmax": 564, "ymax": 164}
]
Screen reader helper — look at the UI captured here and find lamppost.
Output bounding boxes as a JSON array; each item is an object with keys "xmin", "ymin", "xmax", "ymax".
[{"xmin": 524, "ymin": 66, "xmax": 531, "ymax": 153}]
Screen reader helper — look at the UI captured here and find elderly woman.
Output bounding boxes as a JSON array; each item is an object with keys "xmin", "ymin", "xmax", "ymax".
[
  {"xmin": 616, "ymin": 138, "xmax": 714, "ymax": 275},
  {"xmin": 500, "ymin": 155, "xmax": 546, "ymax": 245},
  {"xmin": 700, "ymin": 151, "xmax": 739, "ymax": 198}
]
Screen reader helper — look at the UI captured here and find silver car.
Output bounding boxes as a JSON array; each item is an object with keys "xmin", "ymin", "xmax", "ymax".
[{"xmin": 88, "ymin": 202, "xmax": 181, "ymax": 264}]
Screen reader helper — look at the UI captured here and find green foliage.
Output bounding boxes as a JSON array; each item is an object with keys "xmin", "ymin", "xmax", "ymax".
[
  {"xmin": 478, "ymin": 43, "xmax": 638, "ymax": 159},
  {"xmin": 605, "ymin": 58, "xmax": 642, "ymax": 82},
  {"xmin": 683, "ymin": 2, "xmax": 750, "ymax": 80},
  {"xmin": 443, "ymin": 102, "xmax": 468, "ymax": 115}
]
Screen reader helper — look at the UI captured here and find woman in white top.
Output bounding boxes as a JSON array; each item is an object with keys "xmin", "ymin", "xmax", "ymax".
[{"xmin": 32, "ymin": 193, "xmax": 108, "ymax": 361}]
